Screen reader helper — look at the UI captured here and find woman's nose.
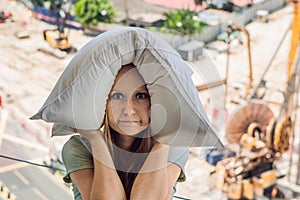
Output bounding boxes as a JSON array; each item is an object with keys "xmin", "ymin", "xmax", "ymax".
[{"xmin": 122, "ymin": 99, "xmax": 136, "ymax": 115}]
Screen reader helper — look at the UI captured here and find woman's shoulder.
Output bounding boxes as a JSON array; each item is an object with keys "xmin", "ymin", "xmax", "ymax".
[
  {"xmin": 62, "ymin": 135, "xmax": 84, "ymax": 150},
  {"xmin": 61, "ymin": 135, "xmax": 94, "ymax": 174},
  {"xmin": 168, "ymin": 146, "xmax": 189, "ymax": 182},
  {"xmin": 61, "ymin": 135, "xmax": 94, "ymax": 184},
  {"xmin": 168, "ymin": 146, "xmax": 189, "ymax": 161},
  {"xmin": 62, "ymin": 135, "xmax": 92, "ymax": 159}
]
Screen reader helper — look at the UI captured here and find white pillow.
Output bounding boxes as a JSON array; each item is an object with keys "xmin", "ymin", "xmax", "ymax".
[{"xmin": 30, "ymin": 27, "xmax": 223, "ymax": 148}]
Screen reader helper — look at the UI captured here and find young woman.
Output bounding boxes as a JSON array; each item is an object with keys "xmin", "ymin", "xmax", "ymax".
[{"xmin": 62, "ymin": 64, "xmax": 189, "ymax": 200}]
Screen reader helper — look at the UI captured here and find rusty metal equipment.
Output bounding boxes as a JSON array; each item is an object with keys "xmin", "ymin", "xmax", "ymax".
[
  {"xmin": 226, "ymin": 101, "xmax": 274, "ymax": 144},
  {"xmin": 220, "ymin": 98, "xmax": 293, "ymax": 199},
  {"xmin": 274, "ymin": 116, "xmax": 292, "ymax": 154},
  {"xmin": 216, "ymin": 1, "xmax": 299, "ymax": 199},
  {"xmin": 216, "ymin": 129, "xmax": 290, "ymax": 199},
  {"xmin": 219, "ymin": 81, "xmax": 294, "ymax": 199},
  {"xmin": 215, "ymin": 135, "xmax": 279, "ymax": 199}
]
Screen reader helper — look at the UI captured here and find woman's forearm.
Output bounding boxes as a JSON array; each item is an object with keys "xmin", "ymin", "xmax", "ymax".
[
  {"xmin": 91, "ymin": 158, "xmax": 126, "ymax": 200},
  {"xmin": 130, "ymin": 143, "xmax": 171, "ymax": 200},
  {"xmin": 80, "ymin": 130, "xmax": 126, "ymax": 200}
]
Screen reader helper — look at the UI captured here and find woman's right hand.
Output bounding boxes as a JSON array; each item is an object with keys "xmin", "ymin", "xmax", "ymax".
[
  {"xmin": 69, "ymin": 129, "xmax": 126, "ymax": 199},
  {"xmin": 76, "ymin": 129, "xmax": 116, "ymax": 169}
]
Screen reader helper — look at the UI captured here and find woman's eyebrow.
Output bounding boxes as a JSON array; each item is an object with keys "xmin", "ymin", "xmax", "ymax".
[
  {"xmin": 135, "ymin": 88, "xmax": 149, "ymax": 93},
  {"xmin": 109, "ymin": 90, "xmax": 122, "ymax": 96},
  {"xmin": 136, "ymin": 84, "xmax": 148, "ymax": 90},
  {"xmin": 110, "ymin": 89, "xmax": 121, "ymax": 93}
]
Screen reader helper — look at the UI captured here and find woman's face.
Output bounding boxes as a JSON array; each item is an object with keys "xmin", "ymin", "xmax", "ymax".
[{"xmin": 107, "ymin": 65, "xmax": 150, "ymax": 136}]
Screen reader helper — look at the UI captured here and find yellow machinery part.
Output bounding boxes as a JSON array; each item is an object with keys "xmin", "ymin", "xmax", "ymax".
[
  {"xmin": 265, "ymin": 117, "xmax": 277, "ymax": 149},
  {"xmin": 287, "ymin": 0, "xmax": 300, "ymax": 80},
  {"xmin": 240, "ymin": 133, "xmax": 256, "ymax": 150},
  {"xmin": 43, "ymin": 29, "xmax": 71, "ymax": 51},
  {"xmin": 273, "ymin": 116, "xmax": 292, "ymax": 154}
]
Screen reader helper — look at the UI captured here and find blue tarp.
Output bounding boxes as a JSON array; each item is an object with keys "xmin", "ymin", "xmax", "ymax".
[{"xmin": 20, "ymin": 0, "xmax": 83, "ymax": 30}]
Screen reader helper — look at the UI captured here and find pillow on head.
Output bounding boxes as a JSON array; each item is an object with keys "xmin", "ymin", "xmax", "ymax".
[{"xmin": 30, "ymin": 27, "xmax": 223, "ymax": 148}]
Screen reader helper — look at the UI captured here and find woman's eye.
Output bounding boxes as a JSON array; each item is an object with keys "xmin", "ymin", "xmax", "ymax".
[
  {"xmin": 136, "ymin": 92, "xmax": 149, "ymax": 99},
  {"xmin": 111, "ymin": 93, "xmax": 123, "ymax": 100}
]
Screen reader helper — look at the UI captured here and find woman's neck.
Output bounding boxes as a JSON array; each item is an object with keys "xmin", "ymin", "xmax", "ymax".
[{"xmin": 114, "ymin": 132, "xmax": 135, "ymax": 151}]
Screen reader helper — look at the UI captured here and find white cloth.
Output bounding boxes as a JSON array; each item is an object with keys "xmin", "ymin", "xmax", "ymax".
[{"xmin": 30, "ymin": 27, "xmax": 223, "ymax": 148}]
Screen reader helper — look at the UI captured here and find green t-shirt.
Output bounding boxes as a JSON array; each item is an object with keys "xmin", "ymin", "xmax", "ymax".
[{"xmin": 62, "ymin": 135, "xmax": 188, "ymax": 199}]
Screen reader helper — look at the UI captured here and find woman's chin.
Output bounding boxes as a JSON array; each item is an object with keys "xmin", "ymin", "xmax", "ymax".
[{"xmin": 118, "ymin": 126, "xmax": 148, "ymax": 137}]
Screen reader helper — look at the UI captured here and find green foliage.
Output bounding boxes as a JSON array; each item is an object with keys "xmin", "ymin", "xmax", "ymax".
[
  {"xmin": 74, "ymin": 0, "xmax": 116, "ymax": 27},
  {"xmin": 163, "ymin": 9, "xmax": 207, "ymax": 35}
]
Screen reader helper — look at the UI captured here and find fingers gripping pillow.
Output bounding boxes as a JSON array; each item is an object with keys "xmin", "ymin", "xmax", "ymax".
[{"xmin": 30, "ymin": 27, "xmax": 223, "ymax": 148}]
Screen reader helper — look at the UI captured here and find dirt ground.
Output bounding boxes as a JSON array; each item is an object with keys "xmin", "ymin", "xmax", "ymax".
[
  {"xmin": 1, "ymin": 1, "xmax": 299, "ymax": 199},
  {"xmin": 0, "ymin": 1, "xmax": 90, "ymax": 116}
]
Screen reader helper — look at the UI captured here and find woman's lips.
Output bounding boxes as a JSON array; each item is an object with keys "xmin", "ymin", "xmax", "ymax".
[{"xmin": 118, "ymin": 120, "xmax": 140, "ymax": 125}]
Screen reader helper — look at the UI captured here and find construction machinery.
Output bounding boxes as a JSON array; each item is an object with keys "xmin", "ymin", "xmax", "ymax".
[
  {"xmin": 40, "ymin": 0, "xmax": 76, "ymax": 57},
  {"xmin": 216, "ymin": 100, "xmax": 292, "ymax": 199},
  {"xmin": 213, "ymin": 0, "xmax": 300, "ymax": 199},
  {"xmin": 43, "ymin": 28, "xmax": 72, "ymax": 51},
  {"xmin": 215, "ymin": 94, "xmax": 294, "ymax": 199}
]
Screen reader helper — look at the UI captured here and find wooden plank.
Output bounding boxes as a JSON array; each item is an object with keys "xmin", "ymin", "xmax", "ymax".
[{"xmin": 196, "ymin": 79, "xmax": 226, "ymax": 91}]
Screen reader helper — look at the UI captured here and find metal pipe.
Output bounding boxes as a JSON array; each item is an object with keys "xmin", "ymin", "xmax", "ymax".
[
  {"xmin": 226, "ymin": 22, "xmax": 253, "ymax": 99},
  {"xmin": 224, "ymin": 26, "xmax": 232, "ymax": 111},
  {"xmin": 247, "ymin": 22, "xmax": 291, "ymax": 102},
  {"xmin": 243, "ymin": 28, "xmax": 253, "ymax": 99}
]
